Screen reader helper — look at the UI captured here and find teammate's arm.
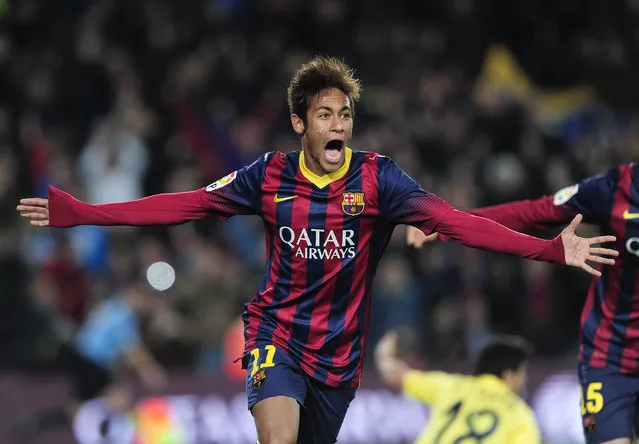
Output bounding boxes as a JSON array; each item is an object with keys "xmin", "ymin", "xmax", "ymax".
[
  {"xmin": 17, "ymin": 153, "xmax": 274, "ymax": 227},
  {"xmin": 379, "ymin": 158, "xmax": 617, "ymax": 276}
]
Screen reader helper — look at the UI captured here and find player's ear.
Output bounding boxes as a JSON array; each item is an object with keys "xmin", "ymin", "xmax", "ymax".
[{"xmin": 291, "ymin": 114, "xmax": 305, "ymax": 136}]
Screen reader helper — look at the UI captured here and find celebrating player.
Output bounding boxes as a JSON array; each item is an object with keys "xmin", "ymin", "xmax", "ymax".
[
  {"xmin": 17, "ymin": 57, "xmax": 617, "ymax": 444},
  {"xmin": 375, "ymin": 331, "xmax": 540, "ymax": 444},
  {"xmin": 406, "ymin": 165, "xmax": 639, "ymax": 444}
]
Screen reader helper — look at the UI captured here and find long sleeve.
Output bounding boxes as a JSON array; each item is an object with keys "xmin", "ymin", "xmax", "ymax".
[
  {"xmin": 48, "ymin": 186, "xmax": 214, "ymax": 227},
  {"xmin": 378, "ymin": 156, "xmax": 565, "ymax": 264},
  {"xmin": 436, "ymin": 208, "xmax": 565, "ymax": 264},
  {"xmin": 49, "ymin": 152, "xmax": 275, "ymax": 228}
]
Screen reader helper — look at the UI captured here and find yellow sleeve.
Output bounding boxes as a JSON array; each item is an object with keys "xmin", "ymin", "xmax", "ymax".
[
  {"xmin": 401, "ymin": 371, "xmax": 460, "ymax": 405},
  {"xmin": 510, "ymin": 406, "xmax": 541, "ymax": 444}
]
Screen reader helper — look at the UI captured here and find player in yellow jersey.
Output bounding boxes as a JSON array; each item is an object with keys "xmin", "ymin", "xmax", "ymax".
[{"xmin": 375, "ymin": 331, "xmax": 541, "ymax": 444}]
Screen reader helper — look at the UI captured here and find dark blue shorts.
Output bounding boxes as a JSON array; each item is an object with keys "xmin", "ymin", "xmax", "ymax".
[
  {"xmin": 244, "ymin": 344, "xmax": 356, "ymax": 444},
  {"xmin": 578, "ymin": 364, "xmax": 639, "ymax": 443}
]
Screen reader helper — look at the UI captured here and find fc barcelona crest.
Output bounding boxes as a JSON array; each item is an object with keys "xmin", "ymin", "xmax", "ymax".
[
  {"xmin": 253, "ymin": 369, "xmax": 267, "ymax": 390},
  {"xmin": 342, "ymin": 192, "xmax": 365, "ymax": 216}
]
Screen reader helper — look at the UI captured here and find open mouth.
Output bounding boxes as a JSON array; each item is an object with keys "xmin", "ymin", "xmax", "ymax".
[{"xmin": 324, "ymin": 140, "xmax": 344, "ymax": 163}]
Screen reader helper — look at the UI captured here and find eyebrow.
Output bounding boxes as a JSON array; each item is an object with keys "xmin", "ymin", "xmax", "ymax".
[{"xmin": 316, "ymin": 105, "xmax": 352, "ymax": 112}]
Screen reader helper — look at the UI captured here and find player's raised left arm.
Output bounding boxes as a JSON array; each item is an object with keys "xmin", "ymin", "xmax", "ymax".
[
  {"xmin": 436, "ymin": 209, "xmax": 617, "ymax": 276},
  {"xmin": 380, "ymin": 158, "xmax": 618, "ymax": 277},
  {"xmin": 408, "ymin": 166, "xmax": 621, "ymax": 248}
]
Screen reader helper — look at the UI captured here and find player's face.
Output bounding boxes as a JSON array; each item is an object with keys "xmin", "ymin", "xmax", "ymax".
[
  {"xmin": 291, "ymin": 87, "xmax": 353, "ymax": 176},
  {"xmin": 508, "ymin": 363, "xmax": 529, "ymax": 395}
]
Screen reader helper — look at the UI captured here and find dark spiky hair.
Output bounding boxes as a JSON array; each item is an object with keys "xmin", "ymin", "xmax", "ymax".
[{"xmin": 287, "ymin": 56, "xmax": 361, "ymax": 124}]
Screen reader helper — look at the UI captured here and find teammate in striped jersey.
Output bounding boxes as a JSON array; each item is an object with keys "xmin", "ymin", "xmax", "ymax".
[
  {"xmin": 17, "ymin": 57, "xmax": 617, "ymax": 444},
  {"xmin": 407, "ymin": 164, "xmax": 639, "ymax": 444}
]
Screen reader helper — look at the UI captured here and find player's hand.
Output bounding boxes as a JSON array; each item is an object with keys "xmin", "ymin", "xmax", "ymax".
[
  {"xmin": 375, "ymin": 331, "xmax": 399, "ymax": 360},
  {"xmin": 560, "ymin": 214, "xmax": 618, "ymax": 277},
  {"xmin": 16, "ymin": 198, "xmax": 50, "ymax": 227},
  {"xmin": 406, "ymin": 226, "xmax": 439, "ymax": 249}
]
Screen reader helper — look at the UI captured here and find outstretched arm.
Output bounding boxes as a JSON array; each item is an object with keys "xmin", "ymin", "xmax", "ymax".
[
  {"xmin": 435, "ymin": 207, "xmax": 616, "ymax": 276},
  {"xmin": 18, "ymin": 186, "xmax": 218, "ymax": 227},
  {"xmin": 379, "ymin": 157, "xmax": 618, "ymax": 276},
  {"xmin": 406, "ymin": 196, "xmax": 574, "ymax": 248},
  {"xmin": 17, "ymin": 154, "xmax": 274, "ymax": 228},
  {"xmin": 408, "ymin": 167, "xmax": 621, "ymax": 248}
]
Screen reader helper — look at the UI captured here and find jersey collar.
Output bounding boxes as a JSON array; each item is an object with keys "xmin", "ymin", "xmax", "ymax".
[
  {"xmin": 477, "ymin": 374, "xmax": 512, "ymax": 392},
  {"xmin": 299, "ymin": 147, "xmax": 352, "ymax": 189}
]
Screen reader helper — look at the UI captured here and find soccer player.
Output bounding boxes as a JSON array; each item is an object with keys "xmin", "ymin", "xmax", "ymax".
[
  {"xmin": 16, "ymin": 57, "xmax": 617, "ymax": 444},
  {"xmin": 406, "ymin": 165, "xmax": 639, "ymax": 444},
  {"xmin": 375, "ymin": 331, "xmax": 540, "ymax": 444}
]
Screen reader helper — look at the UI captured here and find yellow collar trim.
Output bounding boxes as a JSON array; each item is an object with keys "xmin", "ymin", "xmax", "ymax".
[{"xmin": 299, "ymin": 147, "xmax": 352, "ymax": 189}]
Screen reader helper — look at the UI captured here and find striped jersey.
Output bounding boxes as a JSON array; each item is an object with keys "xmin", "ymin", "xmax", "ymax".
[{"xmin": 201, "ymin": 148, "xmax": 450, "ymax": 387}]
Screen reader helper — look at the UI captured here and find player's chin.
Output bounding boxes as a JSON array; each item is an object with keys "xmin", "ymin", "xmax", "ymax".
[{"xmin": 319, "ymin": 158, "xmax": 344, "ymax": 174}]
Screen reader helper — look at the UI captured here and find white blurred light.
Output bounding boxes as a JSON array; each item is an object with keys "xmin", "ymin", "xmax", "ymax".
[{"xmin": 146, "ymin": 261, "xmax": 176, "ymax": 291}]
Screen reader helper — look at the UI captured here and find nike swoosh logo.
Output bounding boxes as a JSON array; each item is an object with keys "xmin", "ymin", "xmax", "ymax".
[
  {"xmin": 624, "ymin": 210, "xmax": 639, "ymax": 220},
  {"xmin": 274, "ymin": 194, "xmax": 297, "ymax": 203}
]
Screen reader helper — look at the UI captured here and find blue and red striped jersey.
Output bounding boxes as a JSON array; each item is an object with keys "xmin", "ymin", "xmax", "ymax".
[
  {"xmin": 201, "ymin": 148, "xmax": 450, "ymax": 387},
  {"xmin": 465, "ymin": 163, "xmax": 639, "ymax": 374}
]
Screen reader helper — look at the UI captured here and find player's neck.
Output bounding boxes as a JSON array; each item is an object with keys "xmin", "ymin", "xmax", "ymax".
[{"xmin": 299, "ymin": 148, "xmax": 352, "ymax": 189}]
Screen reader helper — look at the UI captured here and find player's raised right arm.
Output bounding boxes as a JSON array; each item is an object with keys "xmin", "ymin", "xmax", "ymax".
[
  {"xmin": 380, "ymin": 157, "xmax": 618, "ymax": 276},
  {"xmin": 17, "ymin": 186, "xmax": 215, "ymax": 227},
  {"xmin": 17, "ymin": 153, "xmax": 273, "ymax": 228}
]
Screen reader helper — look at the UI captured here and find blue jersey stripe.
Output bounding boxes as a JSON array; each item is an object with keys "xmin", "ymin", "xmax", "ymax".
[
  {"xmin": 254, "ymin": 156, "xmax": 300, "ymax": 345},
  {"xmin": 287, "ymin": 184, "xmax": 331, "ymax": 357},
  {"xmin": 314, "ymin": 160, "xmax": 364, "ymax": 381}
]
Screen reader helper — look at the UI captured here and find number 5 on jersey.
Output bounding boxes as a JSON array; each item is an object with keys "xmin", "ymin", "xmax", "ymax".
[
  {"xmin": 249, "ymin": 344, "xmax": 277, "ymax": 377},
  {"xmin": 580, "ymin": 382, "xmax": 604, "ymax": 416}
]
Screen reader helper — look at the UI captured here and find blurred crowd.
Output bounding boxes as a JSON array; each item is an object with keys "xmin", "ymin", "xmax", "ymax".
[{"xmin": 2, "ymin": 0, "xmax": 639, "ymax": 377}]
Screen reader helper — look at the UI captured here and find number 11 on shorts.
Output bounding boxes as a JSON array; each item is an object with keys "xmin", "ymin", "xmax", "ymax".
[{"xmin": 250, "ymin": 344, "xmax": 277, "ymax": 377}]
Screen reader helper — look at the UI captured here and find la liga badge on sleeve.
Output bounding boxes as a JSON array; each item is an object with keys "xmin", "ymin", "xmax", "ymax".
[{"xmin": 206, "ymin": 171, "xmax": 237, "ymax": 192}]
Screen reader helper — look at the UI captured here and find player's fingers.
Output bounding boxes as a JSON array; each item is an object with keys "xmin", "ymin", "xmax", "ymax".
[
  {"xmin": 19, "ymin": 198, "xmax": 48, "ymax": 208},
  {"xmin": 20, "ymin": 212, "xmax": 49, "ymax": 220},
  {"xmin": 588, "ymin": 235, "xmax": 617, "ymax": 245},
  {"xmin": 587, "ymin": 255, "xmax": 615, "ymax": 265},
  {"xmin": 589, "ymin": 247, "xmax": 619, "ymax": 257},
  {"xmin": 410, "ymin": 240, "xmax": 425, "ymax": 249},
  {"xmin": 16, "ymin": 205, "xmax": 48, "ymax": 213},
  {"xmin": 564, "ymin": 214, "xmax": 583, "ymax": 234},
  {"xmin": 406, "ymin": 236, "xmax": 422, "ymax": 249},
  {"xmin": 30, "ymin": 220, "xmax": 49, "ymax": 227},
  {"xmin": 581, "ymin": 263, "xmax": 601, "ymax": 277},
  {"xmin": 407, "ymin": 228, "xmax": 425, "ymax": 249}
]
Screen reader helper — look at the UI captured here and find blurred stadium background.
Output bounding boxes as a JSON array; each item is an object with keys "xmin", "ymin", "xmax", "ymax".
[{"xmin": 1, "ymin": 0, "xmax": 638, "ymax": 442}]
